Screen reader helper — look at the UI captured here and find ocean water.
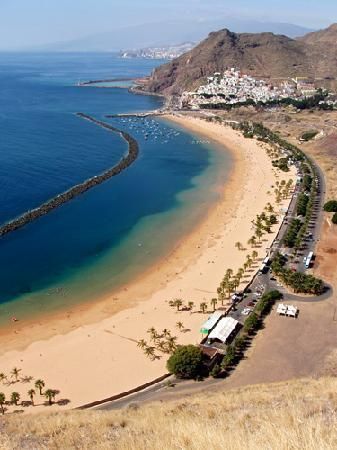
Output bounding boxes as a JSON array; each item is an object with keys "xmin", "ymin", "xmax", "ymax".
[{"xmin": 0, "ymin": 53, "xmax": 232, "ymax": 323}]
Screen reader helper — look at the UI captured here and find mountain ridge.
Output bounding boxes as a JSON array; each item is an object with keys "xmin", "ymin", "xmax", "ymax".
[
  {"xmin": 146, "ymin": 24, "xmax": 337, "ymax": 96},
  {"xmin": 20, "ymin": 19, "xmax": 314, "ymax": 52}
]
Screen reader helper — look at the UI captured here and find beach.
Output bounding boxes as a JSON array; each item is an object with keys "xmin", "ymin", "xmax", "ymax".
[{"xmin": 0, "ymin": 116, "xmax": 296, "ymax": 412}]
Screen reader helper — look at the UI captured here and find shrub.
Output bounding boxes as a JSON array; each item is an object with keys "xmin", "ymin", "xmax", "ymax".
[
  {"xmin": 243, "ymin": 312, "xmax": 259, "ymax": 334},
  {"xmin": 210, "ymin": 364, "xmax": 221, "ymax": 378},
  {"xmin": 332, "ymin": 213, "xmax": 337, "ymax": 225},
  {"xmin": 255, "ymin": 290, "xmax": 283, "ymax": 316},
  {"xmin": 283, "ymin": 219, "xmax": 302, "ymax": 248},
  {"xmin": 301, "ymin": 130, "xmax": 318, "ymax": 141},
  {"xmin": 167, "ymin": 345, "xmax": 203, "ymax": 379},
  {"xmin": 303, "ymin": 174, "xmax": 313, "ymax": 192},
  {"xmin": 324, "ymin": 200, "xmax": 337, "ymax": 212},
  {"xmin": 221, "ymin": 345, "xmax": 236, "ymax": 369},
  {"xmin": 297, "ymin": 193, "xmax": 309, "ymax": 216}
]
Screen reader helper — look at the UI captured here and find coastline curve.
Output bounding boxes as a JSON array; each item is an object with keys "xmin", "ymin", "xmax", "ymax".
[{"xmin": 0, "ymin": 113, "xmax": 139, "ymax": 238}]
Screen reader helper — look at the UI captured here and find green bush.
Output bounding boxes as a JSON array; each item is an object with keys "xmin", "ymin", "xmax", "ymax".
[
  {"xmin": 255, "ymin": 290, "xmax": 283, "ymax": 316},
  {"xmin": 243, "ymin": 312, "xmax": 259, "ymax": 334},
  {"xmin": 221, "ymin": 345, "xmax": 236, "ymax": 369},
  {"xmin": 283, "ymin": 219, "xmax": 302, "ymax": 248},
  {"xmin": 303, "ymin": 174, "xmax": 313, "ymax": 192},
  {"xmin": 210, "ymin": 364, "xmax": 221, "ymax": 378},
  {"xmin": 301, "ymin": 130, "xmax": 318, "ymax": 141},
  {"xmin": 324, "ymin": 200, "xmax": 337, "ymax": 212},
  {"xmin": 297, "ymin": 193, "xmax": 309, "ymax": 216},
  {"xmin": 167, "ymin": 345, "xmax": 203, "ymax": 379}
]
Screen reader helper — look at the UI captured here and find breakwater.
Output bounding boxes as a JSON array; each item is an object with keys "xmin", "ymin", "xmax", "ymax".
[
  {"xmin": 0, "ymin": 113, "xmax": 139, "ymax": 238},
  {"xmin": 78, "ymin": 78, "xmax": 136, "ymax": 87}
]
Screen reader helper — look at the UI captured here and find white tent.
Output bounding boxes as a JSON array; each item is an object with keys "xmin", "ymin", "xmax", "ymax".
[
  {"xmin": 200, "ymin": 311, "xmax": 224, "ymax": 335},
  {"xmin": 277, "ymin": 304, "xmax": 288, "ymax": 315},
  {"xmin": 208, "ymin": 317, "xmax": 239, "ymax": 344},
  {"xmin": 287, "ymin": 305, "xmax": 298, "ymax": 318}
]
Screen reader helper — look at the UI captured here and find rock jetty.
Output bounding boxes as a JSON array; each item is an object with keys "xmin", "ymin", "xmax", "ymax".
[{"xmin": 0, "ymin": 113, "xmax": 139, "ymax": 238}]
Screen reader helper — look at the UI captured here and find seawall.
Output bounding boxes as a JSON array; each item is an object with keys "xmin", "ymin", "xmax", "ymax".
[{"xmin": 0, "ymin": 113, "xmax": 139, "ymax": 238}]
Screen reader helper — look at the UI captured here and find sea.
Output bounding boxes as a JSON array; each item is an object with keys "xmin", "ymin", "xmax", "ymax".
[{"xmin": 0, "ymin": 53, "xmax": 232, "ymax": 324}]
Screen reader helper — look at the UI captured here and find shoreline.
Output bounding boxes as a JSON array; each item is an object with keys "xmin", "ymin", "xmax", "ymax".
[
  {"xmin": 0, "ymin": 116, "xmax": 237, "ymax": 350},
  {"xmin": 0, "ymin": 116, "xmax": 296, "ymax": 412}
]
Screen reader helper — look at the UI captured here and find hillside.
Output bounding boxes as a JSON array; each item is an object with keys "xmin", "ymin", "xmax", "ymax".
[
  {"xmin": 298, "ymin": 24, "xmax": 337, "ymax": 79},
  {"xmin": 146, "ymin": 25, "xmax": 337, "ymax": 96},
  {"xmin": 1, "ymin": 376, "xmax": 336, "ymax": 449}
]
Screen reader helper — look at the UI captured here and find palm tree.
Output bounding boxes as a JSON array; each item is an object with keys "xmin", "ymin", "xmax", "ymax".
[
  {"xmin": 156, "ymin": 340, "xmax": 169, "ymax": 354},
  {"xmin": 35, "ymin": 379, "xmax": 45, "ymax": 395},
  {"xmin": 0, "ymin": 393, "xmax": 5, "ymax": 415},
  {"xmin": 235, "ymin": 242, "xmax": 243, "ymax": 251},
  {"xmin": 0, "ymin": 373, "xmax": 7, "ymax": 384},
  {"xmin": 147, "ymin": 327, "xmax": 159, "ymax": 342},
  {"xmin": 225, "ymin": 268, "xmax": 233, "ymax": 279},
  {"xmin": 199, "ymin": 302, "xmax": 208, "ymax": 314},
  {"xmin": 44, "ymin": 389, "xmax": 55, "ymax": 405},
  {"xmin": 162, "ymin": 328, "xmax": 171, "ymax": 338},
  {"xmin": 176, "ymin": 321, "xmax": 184, "ymax": 332},
  {"xmin": 137, "ymin": 339, "xmax": 147, "ymax": 349},
  {"xmin": 144, "ymin": 346, "xmax": 156, "ymax": 360},
  {"xmin": 237, "ymin": 268, "xmax": 245, "ymax": 278},
  {"xmin": 255, "ymin": 228, "xmax": 263, "ymax": 242},
  {"xmin": 173, "ymin": 298, "xmax": 183, "ymax": 311},
  {"xmin": 11, "ymin": 391, "xmax": 20, "ymax": 406},
  {"xmin": 252, "ymin": 250, "xmax": 259, "ymax": 261},
  {"xmin": 248, "ymin": 236, "xmax": 257, "ymax": 248},
  {"xmin": 246, "ymin": 256, "xmax": 253, "ymax": 269},
  {"xmin": 217, "ymin": 287, "xmax": 225, "ymax": 305},
  {"xmin": 211, "ymin": 298, "xmax": 217, "ymax": 311},
  {"xmin": 11, "ymin": 367, "xmax": 21, "ymax": 382},
  {"xmin": 166, "ymin": 336, "xmax": 177, "ymax": 353},
  {"xmin": 187, "ymin": 301, "xmax": 194, "ymax": 312},
  {"xmin": 28, "ymin": 389, "xmax": 36, "ymax": 406}
]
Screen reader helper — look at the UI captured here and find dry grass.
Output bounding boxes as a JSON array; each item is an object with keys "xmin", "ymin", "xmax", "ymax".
[{"xmin": 0, "ymin": 377, "xmax": 336, "ymax": 450}]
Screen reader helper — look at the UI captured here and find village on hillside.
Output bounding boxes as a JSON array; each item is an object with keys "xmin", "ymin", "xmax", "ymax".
[{"xmin": 180, "ymin": 68, "xmax": 337, "ymax": 110}]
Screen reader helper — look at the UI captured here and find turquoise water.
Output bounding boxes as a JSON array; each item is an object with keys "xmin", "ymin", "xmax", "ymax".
[{"xmin": 0, "ymin": 53, "xmax": 232, "ymax": 322}]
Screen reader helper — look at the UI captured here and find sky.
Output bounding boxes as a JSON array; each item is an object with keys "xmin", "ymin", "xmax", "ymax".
[{"xmin": 0, "ymin": 0, "xmax": 336, "ymax": 49}]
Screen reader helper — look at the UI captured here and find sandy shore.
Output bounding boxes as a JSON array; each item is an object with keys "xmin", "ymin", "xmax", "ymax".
[{"xmin": 0, "ymin": 116, "xmax": 295, "ymax": 413}]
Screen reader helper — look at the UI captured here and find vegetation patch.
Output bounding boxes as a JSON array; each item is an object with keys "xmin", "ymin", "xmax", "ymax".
[
  {"xmin": 300, "ymin": 130, "xmax": 319, "ymax": 141},
  {"xmin": 272, "ymin": 253, "xmax": 324, "ymax": 295},
  {"xmin": 324, "ymin": 200, "xmax": 337, "ymax": 212},
  {"xmin": 167, "ymin": 345, "xmax": 204, "ymax": 379}
]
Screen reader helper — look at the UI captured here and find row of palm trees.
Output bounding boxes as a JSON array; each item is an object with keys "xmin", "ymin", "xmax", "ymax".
[
  {"xmin": 216, "ymin": 251, "xmax": 260, "ymax": 304},
  {"xmin": 0, "ymin": 386, "xmax": 58, "ymax": 414},
  {"xmin": 0, "ymin": 371, "xmax": 59, "ymax": 414},
  {"xmin": 217, "ymin": 200, "xmax": 283, "ymax": 306},
  {"xmin": 168, "ymin": 298, "xmax": 197, "ymax": 312}
]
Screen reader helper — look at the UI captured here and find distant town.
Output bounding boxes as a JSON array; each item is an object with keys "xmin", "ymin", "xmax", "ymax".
[{"xmin": 120, "ymin": 42, "xmax": 195, "ymax": 60}]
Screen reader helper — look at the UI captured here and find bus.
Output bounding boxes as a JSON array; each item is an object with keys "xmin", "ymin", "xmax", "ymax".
[{"xmin": 305, "ymin": 251, "xmax": 314, "ymax": 269}]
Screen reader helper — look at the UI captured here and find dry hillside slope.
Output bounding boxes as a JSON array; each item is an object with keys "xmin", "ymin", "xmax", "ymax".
[
  {"xmin": 1, "ymin": 377, "xmax": 337, "ymax": 449},
  {"xmin": 147, "ymin": 24, "xmax": 337, "ymax": 95}
]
